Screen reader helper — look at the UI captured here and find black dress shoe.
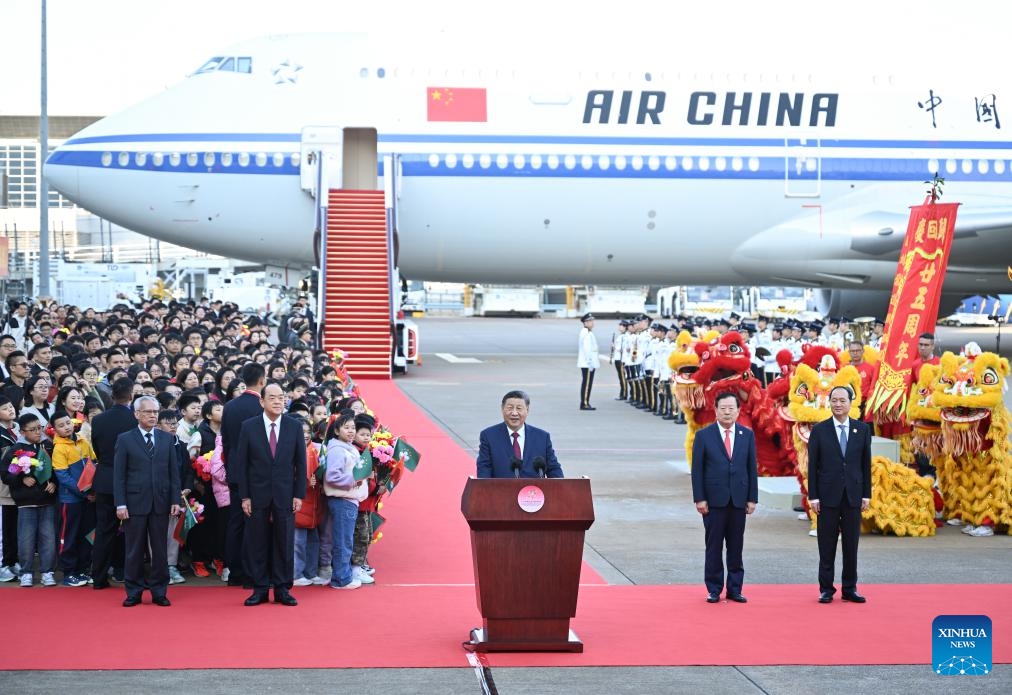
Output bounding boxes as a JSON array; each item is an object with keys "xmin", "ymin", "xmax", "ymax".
[
  {"xmin": 841, "ymin": 591, "xmax": 866, "ymax": 603},
  {"xmin": 818, "ymin": 591, "xmax": 834, "ymax": 603},
  {"xmin": 122, "ymin": 595, "xmax": 141, "ymax": 607},
  {"xmin": 274, "ymin": 591, "xmax": 298, "ymax": 607},
  {"xmin": 152, "ymin": 596, "xmax": 171, "ymax": 607},
  {"xmin": 244, "ymin": 592, "xmax": 269, "ymax": 606},
  {"xmin": 579, "ymin": 405, "xmax": 597, "ymax": 411},
  {"xmin": 706, "ymin": 592, "xmax": 720, "ymax": 603},
  {"xmin": 726, "ymin": 593, "xmax": 748, "ymax": 603}
]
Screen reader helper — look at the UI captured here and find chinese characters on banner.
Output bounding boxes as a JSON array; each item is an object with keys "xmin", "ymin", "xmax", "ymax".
[{"xmin": 866, "ymin": 200, "xmax": 960, "ymax": 419}]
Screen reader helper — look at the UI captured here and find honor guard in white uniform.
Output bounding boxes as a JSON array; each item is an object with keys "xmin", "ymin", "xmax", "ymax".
[
  {"xmin": 868, "ymin": 319, "xmax": 885, "ymax": 349},
  {"xmin": 611, "ymin": 319, "xmax": 629, "ymax": 400},
  {"xmin": 763, "ymin": 324, "xmax": 786, "ymax": 385},
  {"xmin": 825, "ymin": 317, "xmax": 845, "ymax": 351},
  {"xmin": 656, "ymin": 326, "xmax": 676, "ymax": 419},
  {"xmin": 621, "ymin": 320, "xmax": 635, "ymax": 402},
  {"xmin": 644, "ymin": 322, "xmax": 664, "ymax": 413},
  {"xmin": 577, "ymin": 313, "xmax": 599, "ymax": 410}
]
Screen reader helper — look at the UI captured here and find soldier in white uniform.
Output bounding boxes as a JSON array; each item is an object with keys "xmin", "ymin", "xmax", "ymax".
[
  {"xmin": 610, "ymin": 319, "xmax": 629, "ymax": 401},
  {"xmin": 656, "ymin": 325, "xmax": 676, "ymax": 419},
  {"xmin": 868, "ymin": 319, "xmax": 885, "ymax": 349},
  {"xmin": 577, "ymin": 313, "xmax": 599, "ymax": 410},
  {"xmin": 763, "ymin": 323, "xmax": 785, "ymax": 385}
]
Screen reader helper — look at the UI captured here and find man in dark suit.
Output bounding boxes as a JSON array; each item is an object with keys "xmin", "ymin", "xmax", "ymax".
[
  {"xmin": 234, "ymin": 382, "xmax": 306, "ymax": 606},
  {"xmin": 114, "ymin": 396, "xmax": 181, "ymax": 607},
  {"xmin": 220, "ymin": 362, "xmax": 266, "ymax": 586},
  {"xmin": 808, "ymin": 385, "xmax": 872, "ymax": 604},
  {"xmin": 476, "ymin": 390, "xmax": 563, "ymax": 478},
  {"xmin": 89, "ymin": 377, "xmax": 135, "ymax": 589},
  {"xmin": 691, "ymin": 391, "xmax": 758, "ymax": 604}
]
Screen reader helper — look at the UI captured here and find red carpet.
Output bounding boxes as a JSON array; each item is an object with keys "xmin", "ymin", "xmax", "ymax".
[
  {"xmin": 4, "ymin": 584, "xmax": 1010, "ymax": 669},
  {"xmin": 3, "ymin": 380, "xmax": 1009, "ymax": 670}
]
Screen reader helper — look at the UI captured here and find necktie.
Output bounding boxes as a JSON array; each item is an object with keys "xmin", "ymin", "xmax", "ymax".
[
  {"xmin": 269, "ymin": 422, "xmax": 278, "ymax": 457},
  {"xmin": 511, "ymin": 432, "xmax": 521, "ymax": 460},
  {"xmin": 145, "ymin": 432, "xmax": 154, "ymax": 453},
  {"xmin": 723, "ymin": 428, "xmax": 732, "ymax": 457},
  {"xmin": 838, "ymin": 424, "xmax": 848, "ymax": 455}
]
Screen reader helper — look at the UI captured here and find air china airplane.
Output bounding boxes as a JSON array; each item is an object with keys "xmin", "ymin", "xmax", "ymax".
[{"xmin": 46, "ymin": 33, "xmax": 1012, "ymax": 317}]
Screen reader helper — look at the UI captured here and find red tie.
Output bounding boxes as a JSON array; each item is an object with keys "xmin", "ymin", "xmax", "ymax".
[
  {"xmin": 269, "ymin": 422, "xmax": 278, "ymax": 457},
  {"xmin": 724, "ymin": 428, "xmax": 732, "ymax": 457},
  {"xmin": 511, "ymin": 432, "xmax": 521, "ymax": 460}
]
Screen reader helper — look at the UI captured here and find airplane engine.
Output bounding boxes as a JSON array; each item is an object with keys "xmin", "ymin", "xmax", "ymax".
[{"xmin": 814, "ymin": 289, "xmax": 963, "ymax": 323}]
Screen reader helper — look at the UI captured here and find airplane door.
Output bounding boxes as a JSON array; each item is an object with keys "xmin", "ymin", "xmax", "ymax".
[
  {"xmin": 300, "ymin": 126, "xmax": 343, "ymax": 195},
  {"xmin": 784, "ymin": 137, "xmax": 821, "ymax": 198}
]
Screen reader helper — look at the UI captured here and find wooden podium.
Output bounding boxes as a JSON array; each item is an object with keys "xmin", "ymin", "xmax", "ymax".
[{"xmin": 461, "ymin": 477, "xmax": 594, "ymax": 652}]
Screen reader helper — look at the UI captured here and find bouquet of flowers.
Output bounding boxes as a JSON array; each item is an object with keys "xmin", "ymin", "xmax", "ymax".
[
  {"xmin": 6, "ymin": 448, "xmax": 52, "ymax": 484},
  {"xmin": 191, "ymin": 450, "xmax": 213, "ymax": 482},
  {"xmin": 187, "ymin": 497, "xmax": 206, "ymax": 523}
]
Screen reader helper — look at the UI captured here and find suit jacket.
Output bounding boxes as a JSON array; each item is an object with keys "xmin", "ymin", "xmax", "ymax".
[
  {"xmin": 221, "ymin": 391, "xmax": 263, "ymax": 476},
  {"xmin": 691, "ymin": 422, "xmax": 758, "ymax": 508},
  {"xmin": 113, "ymin": 428, "xmax": 181, "ymax": 515},
  {"xmin": 807, "ymin": 416, "xmax": 872, "ymax": 507},
  {"xmin": 476, "ymin": 423, "xmax": 563, "ymax": 479},
  {"xmin": 90, "ymin": 403, "xmax": 138, "ymax": 496},
  {"xmin": 233, "ymin": 414, "xmax": 307, "ymax": 508}
]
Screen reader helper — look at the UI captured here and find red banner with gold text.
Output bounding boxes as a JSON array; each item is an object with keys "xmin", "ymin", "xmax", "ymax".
[{"xmin": 866, "ymin": 199, "xmax": 960, "ymax": 418}]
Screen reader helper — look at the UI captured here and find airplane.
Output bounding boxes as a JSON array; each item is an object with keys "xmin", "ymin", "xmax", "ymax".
[{"xmin": 46, "ymin": 32, "xmax": 1012, "ymax": 318}]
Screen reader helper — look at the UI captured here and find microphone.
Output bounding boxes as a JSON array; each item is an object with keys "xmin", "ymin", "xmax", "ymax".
[
  {"xmin": 510, "ymin": 457, "xmax": 522, "ymax": 478},
  {"xmin": 533, "ymin": 456, "xmax": 547, "ymax": 478}
]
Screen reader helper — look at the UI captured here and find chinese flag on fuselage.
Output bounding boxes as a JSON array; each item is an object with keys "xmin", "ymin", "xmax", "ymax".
[{"xmin": 426, "ymin": 87, "xmax": 487, "ymax": 122}]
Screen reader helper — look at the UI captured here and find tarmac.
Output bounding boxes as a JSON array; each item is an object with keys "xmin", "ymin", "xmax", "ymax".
[{"xmin": 5, "ymin": 317, "xmax": 1011, "ymax": 694}]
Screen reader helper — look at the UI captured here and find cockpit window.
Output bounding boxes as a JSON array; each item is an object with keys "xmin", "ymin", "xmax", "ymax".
[{"xmin": 193, "ymin": 56, "xmax": 253, "ymax": 75}]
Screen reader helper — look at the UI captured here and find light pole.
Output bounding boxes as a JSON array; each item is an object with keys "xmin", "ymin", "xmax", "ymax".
[{"xmin": 39, "ymin": 0, "xmax": 51, "ymax": 297}]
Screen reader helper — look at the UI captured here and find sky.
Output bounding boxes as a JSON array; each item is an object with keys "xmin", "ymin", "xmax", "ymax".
[{"xmin": 1, "ymin": 0, "xmax": 1005, "ymax": 116}]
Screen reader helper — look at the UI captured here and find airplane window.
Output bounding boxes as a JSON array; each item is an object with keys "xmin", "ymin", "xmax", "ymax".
[
  {"xmin": 117, "ymin": 152, "xmax": 130, "ymax": 167},
  {"xmin": 135, "ymin": 152, "xmax": 147, "ymax": 167},
  {"xmin": 219, "ymin": 58, "xmax": 235, "ymax": 72},
  {"xmin": 977, "ymin": 160, "xmax": 988, "ymax": 175},
  {"xmin": 169, "ymin": 153, "xmax": 181, "ymax": 167},
  {"xmin": 748, "ymin": 157, "xmax": 760, "ymax": 172},
  {"xmin": 101, "ymin": 152, "xmax": 112, "ymax": 167},
  {"xmin": 377, "ymin": 68, "xmax": 386, "ymax": 78},
  {"xmin": 479, "ymin": 154, "xmax": 491, "ymax": 169},
  {"xmin": 152, "ymin": 152, "xmax": 164, "ymax": 167},
  {"xmin": 428, "ymin": 154, "xmax": 440, "ymax": 168},
  {"xmin": 961, "ymin": 159, "xmax": 972, "ymax": 175},
  {"xmin": 462, "ymin": 154, "xmax": 475, "ymax": 169},
  {"xmin": 732, "ymin": 156, "xmax": 743, "ymax": 171},
  {"xmin": 255, "ymin": 153, "xmax": 267, "ymax": 167},
  {"xmin": 597, "ymin": 155, "xmax": 609, "ymax": 170},
  {"xmin": 547, "ymin": 155, "xmax": 560, "ymax": 170},
  {"xmin": 644, "ymin": 72, "xmax": 652, "ymax": 81},
  {"xmin": 805, "ymin": 158, "xmax": 817, "ymax": 173},
  {"xmin": 927, "ymin": 158, "xmax": 939, "ymax": 173},
  {"xmin": 195, "ymin": 56, "xmax": 224, "ymax": 74},
  {"xmin": 204, "ymin": 152, "xmax": 216, "ymax": 167},
  {"xmin": 714, "ymin": 157, "xmax": 726, "ymax": 171},
  {"xmin": 290, "ymin": 153, "xmax": 300, "ymax": 167},
  {"xmin": 221, "ymin": 152, "xmax": 233, "ymax": 167},
  {"xmin": 994, "ymin": 160, "xmax": 1005, "ymax": 175},
  {"xmin": 238, "ymin": 152, "xmax": 250, "ymax": 167},
  {"xmin": 580, "ymin": 155, "xmax": 593, "ymax": 170},
  {"xmin": 444, "ymin": 154, "xmax": 458, "ymax": 168},
  {"xmin": 698, "ymin": 157, "xmax": 710, "ymax": 171},
  {"xmin": 647, "ymin": 156, "xmax": 659, "ymax": 170},
  {"xmin": 237, "ymin": 57, "xmax": 252, "ymax": 74},
  {"xmin": 513, "ymin": 155, "xmax": 526, "ymax": 169},
  {"xmin": 631, "ymin": 156, "xmax": 643, "ymax": 171},
  {"xmin": 272, "ymin": 152, "xmax": 284, "ymax": 167},
  {"xmin": 360, "ymin": 68, "xmax": 369, "ymax": 78},
  {"xmin": 496, "ymin": 154, "xmax": 509, "ymax": 169},
  {"xmin": 943, "ymin": 159, "xmax": 956, "ymax": 174},
  {"xmin": 530, "ymin": 155, "xmax": 543, "ymax": 170},
  {"xmin": 614, "ymin": 155, "xmax": 626, "ymax": 171},
  {"xmin": 186, "ymin": 153, "xmax": 198, "ymax": 167}
]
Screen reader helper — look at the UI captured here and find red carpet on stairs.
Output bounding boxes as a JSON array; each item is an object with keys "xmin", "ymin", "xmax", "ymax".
[{"xmin": 2, "ymin": 380, "xmax": 1009, "ymax": 670}]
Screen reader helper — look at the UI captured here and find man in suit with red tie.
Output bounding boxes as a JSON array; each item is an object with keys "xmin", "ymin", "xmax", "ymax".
[
  {"xmin": 235, "ymin": 382, "xmax": 307, "ymax": 607},
  {"xmin": 808, "ymin": 385, "xmax": 872, "ymax": 604},
  {"xmin": 691, "ymin": 392, "xmax": 758, "ymax": 604},
  {"xmin": 476, "ymin": 390, "xmax": 564, "ymax": 479}
]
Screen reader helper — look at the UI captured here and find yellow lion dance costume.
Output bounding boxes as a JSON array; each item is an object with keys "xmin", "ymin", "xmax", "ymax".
[{"xmin": 930, "ymin": 343, "xmax": 1012, "ymax": 536}]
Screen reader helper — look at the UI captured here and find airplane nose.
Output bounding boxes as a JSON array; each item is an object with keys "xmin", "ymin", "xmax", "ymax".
[{"xmin": 45, "ymin": 149, "xmax": 79, "ymax": 200}]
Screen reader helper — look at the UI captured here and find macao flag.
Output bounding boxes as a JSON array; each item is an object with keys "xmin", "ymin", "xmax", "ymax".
[{"xmin": 427, "ymin": 87, "xmax": 487, "ymax": 122}]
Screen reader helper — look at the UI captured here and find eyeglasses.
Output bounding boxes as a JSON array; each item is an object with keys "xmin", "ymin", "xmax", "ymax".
[{"xmin": 21, "ymin": 426, "xmax": 42, "ymax": 433}]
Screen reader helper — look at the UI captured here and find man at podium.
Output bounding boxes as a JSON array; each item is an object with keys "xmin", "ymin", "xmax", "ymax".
[{"xmin": 476, "ymin": 390, "xmax": 564, "ymax": 478}]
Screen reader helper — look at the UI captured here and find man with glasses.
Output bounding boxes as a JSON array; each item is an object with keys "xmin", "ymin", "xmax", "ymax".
[
  {"xmin": 113, "ymin": 396, "xmax": 182, "ymax": 607},
  {"xmin": 0, "ymin": 336, "xmax": 18, "ymax": 380},
  {"xmin": 3, "ymin": 351, "xmax": 31, "ymax": 414}
]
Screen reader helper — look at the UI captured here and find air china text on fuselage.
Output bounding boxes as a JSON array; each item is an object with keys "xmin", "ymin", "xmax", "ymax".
[{"xmin": 582, "ymin": 90, "xmax": 839, "ymax": 126}]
